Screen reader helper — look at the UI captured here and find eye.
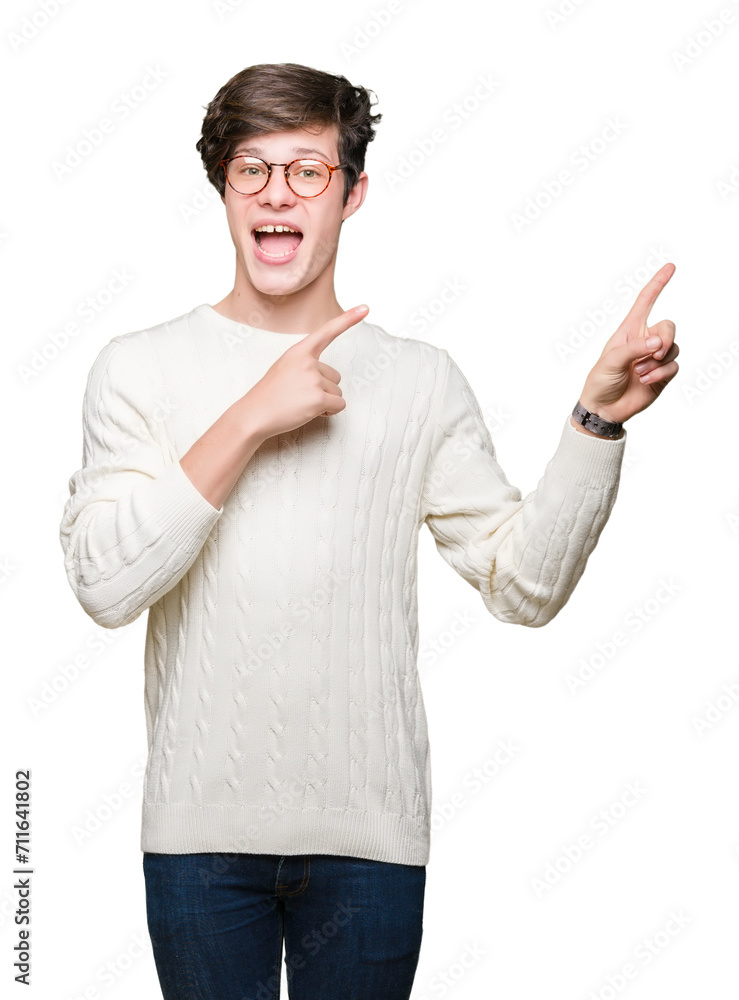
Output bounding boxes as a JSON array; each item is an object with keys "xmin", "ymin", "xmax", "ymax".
[{"xmin": 233, "ymin": 159, "xmax": 267, "ymax": 175}]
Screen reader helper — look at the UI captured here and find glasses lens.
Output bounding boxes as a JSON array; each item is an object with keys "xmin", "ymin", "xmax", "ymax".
[
  {"xmin": 226, "ymin": 158, "xmax": 333, "ymax": 196},
  {"xmin": 226, "ymin": 157, "xmax": 270, "ymax": 194},
  {"xmin": 286, "ymin": 160, "xmax": 331, "ymax": 196}
]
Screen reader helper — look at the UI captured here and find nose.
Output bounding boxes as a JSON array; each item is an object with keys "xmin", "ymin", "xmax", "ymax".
[{"xmin": 257, "ymin": 166, "xmax": 297, "ymax": 208}]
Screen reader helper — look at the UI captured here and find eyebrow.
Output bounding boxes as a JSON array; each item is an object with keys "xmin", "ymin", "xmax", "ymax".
[{"xmin": 233, "ymin": 145, "xmax": 333, "ymax": 160}]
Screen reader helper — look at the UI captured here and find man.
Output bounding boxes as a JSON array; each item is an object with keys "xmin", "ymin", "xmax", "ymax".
[{"xmin": 59, "ymin": 62, "xmax": 679, "ymax": 1000}]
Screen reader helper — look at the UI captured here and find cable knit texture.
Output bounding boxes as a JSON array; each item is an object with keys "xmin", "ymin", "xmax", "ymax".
[{"xmin": 59, "ymin": 304, "xmax": 626, "ymax": 865}]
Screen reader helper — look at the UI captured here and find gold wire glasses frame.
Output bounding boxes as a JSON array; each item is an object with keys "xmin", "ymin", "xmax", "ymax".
[{"xmin": 220, "ymin": 155, "xmax": 353, "ymax": 198}]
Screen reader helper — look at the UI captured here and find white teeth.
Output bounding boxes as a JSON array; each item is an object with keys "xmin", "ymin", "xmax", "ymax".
[{"xmin": 254, "ymin": 223, "xmax": 301, "ymax": 258}]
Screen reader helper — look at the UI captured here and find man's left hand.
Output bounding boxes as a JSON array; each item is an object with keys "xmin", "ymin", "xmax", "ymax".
[{"xmin": 578, "ymin": 262, "xmax": 679, "ymax": 424}]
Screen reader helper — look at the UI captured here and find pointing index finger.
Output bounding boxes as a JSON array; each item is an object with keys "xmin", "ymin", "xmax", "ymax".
[
  {"xmin": 624, "ymin": 262, "xmax": 676, "ymax": 328},
  {"xmin": 301, "ymin": 305, "xmax": 369, "ymax": 359}
]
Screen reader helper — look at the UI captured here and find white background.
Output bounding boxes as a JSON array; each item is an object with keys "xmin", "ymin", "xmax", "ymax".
[{"xmin": 3, "ymin": 0, "xmax": 738, "ymax": 997}]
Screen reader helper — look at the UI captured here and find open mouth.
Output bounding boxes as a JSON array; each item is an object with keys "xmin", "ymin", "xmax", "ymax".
[{"xmin": 252, "ymin": 227, "xmax": 304, "ymax": 260}]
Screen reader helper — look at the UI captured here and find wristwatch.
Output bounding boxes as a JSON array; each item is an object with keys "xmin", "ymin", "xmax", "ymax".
[{"xmin": 571, "ymin": 401, "xmax": 623, "ymax": 439}]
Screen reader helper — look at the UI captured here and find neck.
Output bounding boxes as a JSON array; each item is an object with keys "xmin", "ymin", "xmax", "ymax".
[{"xmin": 212, "ymin": 264, "xmax": 345, "ymax": 334}]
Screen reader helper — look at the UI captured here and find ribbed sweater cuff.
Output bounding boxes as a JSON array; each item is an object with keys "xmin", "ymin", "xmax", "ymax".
[
  {"xmin": 549, "ymin": 415, "xmax": 627, "ymax": 488},
  {"xmin": 141, "ymin": 802, "xmax": 429, "ymax": 866},
  {"xmin": 145, "ymin": 458, "xmax": 223, "ymax": 550}
]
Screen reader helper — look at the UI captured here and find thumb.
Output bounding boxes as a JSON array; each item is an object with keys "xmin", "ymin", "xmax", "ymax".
[
  {"xmin": 606, "ymin": 333, "xmax": 662, "ymax": 372},
  {"xmin": 299, "ymin": 305, "xmax": 369, "ymax": 359}
]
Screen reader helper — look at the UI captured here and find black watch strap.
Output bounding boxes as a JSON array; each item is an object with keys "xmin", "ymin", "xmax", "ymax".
[{"xmin": 571, "ymin": 401, "xmax": 623, "ymax": 439}]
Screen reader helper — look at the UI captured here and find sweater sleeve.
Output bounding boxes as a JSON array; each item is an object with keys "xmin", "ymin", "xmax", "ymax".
[
  {"xmin": 59, "ymin": 337, "xmax": 223, "ymax": 629},
  {"xmin": 420, "ymin": 350, "xmax": 626, "ymax": 627}
]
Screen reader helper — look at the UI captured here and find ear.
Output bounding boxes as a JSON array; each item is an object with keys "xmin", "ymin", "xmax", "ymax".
[{"xmin": 342, "ymin": 171, "xmax": 369, "ymax": 222}]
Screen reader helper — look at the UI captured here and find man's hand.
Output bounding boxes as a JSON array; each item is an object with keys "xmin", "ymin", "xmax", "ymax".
[
  {"xmin": 577, "ymin": 262, "xmax": 679, "ymax": 424},
  {"xmin": 242, "ymin": 305, "xmax": 369, "ymax": 440}
]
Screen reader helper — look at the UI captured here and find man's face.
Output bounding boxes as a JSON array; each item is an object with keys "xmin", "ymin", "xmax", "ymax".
[{"xmin": 220, "ymin": 123, "xmax": 367, "ymax": 301}]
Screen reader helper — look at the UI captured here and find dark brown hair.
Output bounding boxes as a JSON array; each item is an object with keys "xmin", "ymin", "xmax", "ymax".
[{"xmin": 196, "ymin": 63, "xmax": 382, "ymax": 205}]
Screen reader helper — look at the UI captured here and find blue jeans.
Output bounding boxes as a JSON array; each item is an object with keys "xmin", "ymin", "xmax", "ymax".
[{"xmin": 142, "ymin": 852, "xmax": 426, "ymax": 999}]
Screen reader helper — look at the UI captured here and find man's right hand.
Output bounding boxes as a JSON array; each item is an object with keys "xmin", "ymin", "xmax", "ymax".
[{"xmin": 242, "ymin": 305, "xmax": 369, "ymax": 440}]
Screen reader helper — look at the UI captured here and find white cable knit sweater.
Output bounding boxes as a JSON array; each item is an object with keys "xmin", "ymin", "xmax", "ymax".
[{"xmin": 59, "ymin": 304, "xmax": 626, "ymax": 865}]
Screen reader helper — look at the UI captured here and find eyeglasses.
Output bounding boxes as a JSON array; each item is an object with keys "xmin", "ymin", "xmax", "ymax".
[{"xmin": 220, "ymin": 155, "xmax": 352, "ymax": 198}]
